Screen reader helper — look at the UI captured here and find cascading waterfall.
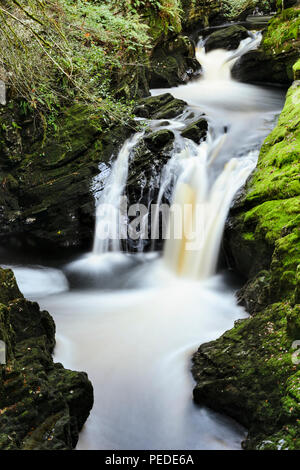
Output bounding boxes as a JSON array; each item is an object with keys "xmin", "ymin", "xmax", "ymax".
[
  {"xmin": 93, "ymin": 132, "xmax": 143, "ymax": 254},
  {"xmin": 10, "ymin": 30, "xmax": 285, "ymax": 450},
  {"xmin": 164, "ymin": 147, "xmax": 257, "ymax": 279},
  {"xmin": 157, "ymin": 32, "xmax": 265, "ymax": 279},
  {"xmin": 90, "ymin": 30, "xmax": 278, "ymax": 281}
]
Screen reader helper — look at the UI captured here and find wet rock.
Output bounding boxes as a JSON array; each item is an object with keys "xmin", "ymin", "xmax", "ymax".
[
  {"xmin": 126, "ymin": 131, "xmax": 175, "ymax": 251},
  {"xmin": 231, "ymin": 48, "xmax": 298, "ymax": 84},
  {"xmin": 192, "ymin": 302, "xmax": 300, "ymax": 450},
  {"xmin": 144, "ymin": 129, "xmax": 175, "ymax": 151},
  {"xmin": 204, "ymin": 25, "xmax": 250, "ymax": 53},
  {"xmin": 0, "ymin": 267, "xmax": 93, "ymax": 450},
  {"xmin": 134, "ymin": 93, "xmax": 187, "ymax": 120},
  {"xmin": 149, "ymin": 35, "xmax": 199, "ymax": 88},
  {"xmin": 180, "ymin": 118, "xmax": 208, "ymax": 144},
  {"xmin": 0, "ymin": 103, "xmax": 133, "ymax": 253},
  {"xmin": 236, "ymin": 270, "xmax": 271, "ymax": 314}
]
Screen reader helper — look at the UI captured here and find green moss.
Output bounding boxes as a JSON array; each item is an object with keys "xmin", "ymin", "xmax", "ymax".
[
  {"xmin": 238, "ymin": 81, "xmax": 300, "ymax": 302},
  {"xmin": 262, "ymin": 7, "xmax": 300, "ymax": 55},
  {"xmin": 193, "ymin": 300, "xmax": 300, "ymax": 446},
  {"xmin": 293, "ymin": 58, "xmax": 300, "ymax": 79},
  {"xmin": 257, "ymin": 423, "xmax": 300, "ymax": 450},
  {"xmin": 243, "ymin": 198, "xmax": 300, "ymax": 243},
  {"xmin": 243, "ymin": 232, "xmax": 255, "ymax": 241},
  {"xmin": 223, "ymin": 0, "xmax": 270, "ymax": 19},
  {"xmin": 245, "ymin": 84, "xmax": 300, "ymax": 204}
]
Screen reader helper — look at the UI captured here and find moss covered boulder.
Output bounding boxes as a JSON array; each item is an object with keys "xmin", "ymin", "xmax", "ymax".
[
  {"xmin": 204, "ymin": 25, "xmax": 250, "ymax": 52},
  {"xmin": 134, "ymin": 93, "xmax": 187, "ymax": 120},
  {"xmin": 180, "ymin": 117, "xmax": 208, "ymax": 144},
  {"xmin": 0, "ymin": 267, "xmax": 93, "ymax": 449},
  {"xmin": 149, "ymin": 35, "xmax": 199, "ymax": 88}
]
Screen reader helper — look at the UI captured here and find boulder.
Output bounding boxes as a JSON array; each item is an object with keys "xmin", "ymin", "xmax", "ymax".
[
  {"xmin": 0, "ymin": 267, "xmax": 93, "ymax": 450},
  {"xmin": 126, "ymin": 129, "xmax": 175, "ymax": 251},
  {"xmin": 134, "ymin": 93, "xmax": 187, "ymax": 120},
  {"xmin": 144, "ymin": 129, "xmax": 175, "ymax": 151},
  {"xmin": 231, "ymin": 49, "xmax": 298, "ymax": 84},
  {"xmin": 149, "ymin": 35, "xmax": 199, "ymax": 88},
  {"xmin": 232, "ymin": 7, "xmax": 300, "ymax": 85},
  {"xmin": 204, "ymin": 25, "xmax": 250, "ymax": 52},
  {"xmin": 180, "ymin": 117, "xmax": 208, "ymax": 144}
]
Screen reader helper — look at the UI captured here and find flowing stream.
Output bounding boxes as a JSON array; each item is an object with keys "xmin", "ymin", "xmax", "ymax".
[{"xmin": 5, "ymin": 32, "xmax": 285, "ymax": 450}]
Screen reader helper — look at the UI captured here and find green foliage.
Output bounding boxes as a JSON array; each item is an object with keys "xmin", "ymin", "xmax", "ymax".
[
  {"xmin": 120, "ymin": 0, "xmax": 182, "ymax": 36},
  {"xmin": 222, "ymin": 0, "xmax": 273, "ymax": 19},
  {"xmin": 0, "ymin": 0, "xmax": 151, "ymax": 129}
]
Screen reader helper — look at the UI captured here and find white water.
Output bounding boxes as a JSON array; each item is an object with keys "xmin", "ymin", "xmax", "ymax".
[
  {"xmin": 13, "ymin": 265, "xmax": 248, "ymax": 450},
  {"xmin": 93, "ymin": 132, "xmax": 143, "ymax": 254},
  {"xmin": 3, "ymin": 31, "xmax": 285, "ymax": 450},
  {"xmin": 156, "ymin": 33, "xmax": 283, "ymax": 279},
  {"xmin": 164, "ymin": 150, "xmax": 257, "ymax": 278}
]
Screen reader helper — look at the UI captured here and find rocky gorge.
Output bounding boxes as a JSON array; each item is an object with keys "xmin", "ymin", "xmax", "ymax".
[{"xmin": 0, "ymin": 0, "xmax": 299, "ymax": 451}]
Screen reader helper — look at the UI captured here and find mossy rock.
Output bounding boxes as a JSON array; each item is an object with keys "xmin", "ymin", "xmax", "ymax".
[
  {"xmin": 204, "ymin": 72, "xmax": 300, "ymax": 449},
  {"xmin": 0, "ymin": 103, "xmax": 133, "ymax": 252},
  {"xmin": 204, "ymin": 25, "xmax": 250, "ymax": 52},
  {"xmin": 180, "ymin": 117, "xmax": 208, "ymax": 144},
  {"xmin": 293, "ymin": 58, "xmax": 300, "ymax": 79},
  {"xmin": 192, "ymin": 302, "xmax": 300, "ymax": 449},
  {"xmin": 144, "ymin": 129, "xmax": 175, "ymax": 151},
  {"xmin": 149, "ymin": 35, "xmax": 198, "ymax": 88},
  {"xmin": 134, "ymin": 93, "xmax": 187, "ymax": 120},
  {"xmin": 225, "ymin": 81, "xmax": 300, "ymax": 299},
  {"xmin": 0, "ymin": 267, "xmax": 93, "ymax": 450}
]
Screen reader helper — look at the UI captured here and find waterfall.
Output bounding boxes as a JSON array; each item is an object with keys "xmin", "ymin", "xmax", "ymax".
[
  {"xmin": 159, "ymin": 32, "xmax": 263, "ymax": 279},
  {"xmin": 15, "ymin": 28, "xmax": 285, "ymax": 451},
  {"xmin": 93, "ymin": 132, "xmax": 143, "ymax": 254},
  {"xmin": 88, "ymin": 29, "xmax": 282, "ymax": 284},
  {"xmin": 163, "ymin": 149, "xmax": 257, "ymax": 279}
]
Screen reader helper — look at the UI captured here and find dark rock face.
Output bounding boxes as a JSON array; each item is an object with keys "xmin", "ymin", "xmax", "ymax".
[
  {"xmin": 0, "ymin": 103, "xmax": 133, "ymax": 253},
  {"xmin": 0, "ymin": 267, "xmax": 93, "ymax": 449},
  {"xmin": 144, "ymin": 129, "xmax": 175, "ymax": 151},
  {"xmin": 180, "ymin": 117, "xmax": 207, "ymax": 144},
  {"xmin": 134, "ymin": 93, "xmax": 187, "ymax": 120},
  {"xmin": 149, "ymin": 35, "xmax": 199, "ymax": 88},
  {"xmin": 128, "ymin": 93, "xmax": 189, "ymax": 250},
  {"xmin": 126, "ymin": 129, "xmax": 176, "ymax": 251},
  {"xmin": 204, "ymin": 25, "xmax": 250, "ymax": 52},
  {"xmin": 231, "ymin": 49, "xmax": 298, "ymax": 84}
]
